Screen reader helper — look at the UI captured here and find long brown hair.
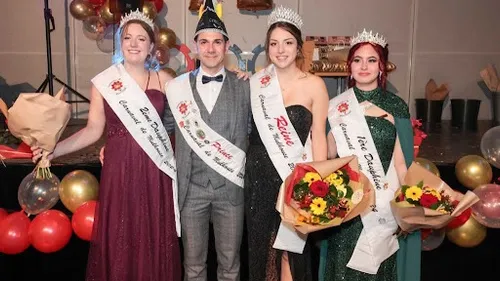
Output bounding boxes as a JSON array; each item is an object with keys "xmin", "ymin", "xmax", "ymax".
[
  {"xmin": 347, "ymin": 42, "xmax": 389, "ymax": 89},
  {"xmin": 265, "ymin": 22, "xmax": 304, "ymax": 67}
]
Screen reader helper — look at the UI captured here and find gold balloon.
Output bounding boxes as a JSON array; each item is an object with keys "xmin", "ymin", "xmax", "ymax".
[
  {"xmin": 157, "ymin": 27, "xmax": 177, "ymax": 49},
  {"xmin": 69, "ymin": 0, "xmax": 96, "ymax": 20},
  {"xmin": 155, "ymin": 46, "xmax": 170, "ymax": 65},
  {"xmin": 455, "ymin": 155, "xmax": 493, "ymax": 190},
  {"xmin": 142, "ymin": 2, "xmax": 158, "ymax": 21},
  {"xmin": 98, "ymin": 1, "xmax": 121, "ymax": 24},
  {"xmin": 161, "ymin": 67, "xmax": 177, "ymax": 78},
  {"xmin": 414, "ymin": 157, "xmax": 440, "ymax": 177},
  {"xmin": 446, "ymin": 216, "xmax": 487, "ymax": 247},
  {"xmin": 59, "ymin": 170, "xmax": 99, "ymax": 213}
]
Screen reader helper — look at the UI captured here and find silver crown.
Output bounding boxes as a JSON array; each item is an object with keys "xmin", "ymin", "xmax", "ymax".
[
  {"xmin": 350, "ymin": 29, "xmax": 387, "ymax": 47},
  {"xmin": 120, "ymin": 9, "xmax": 155, "ymax": 31},
  {"xmin": 267, "ymin": 5, "xmax": 303, "ymax": 31}
]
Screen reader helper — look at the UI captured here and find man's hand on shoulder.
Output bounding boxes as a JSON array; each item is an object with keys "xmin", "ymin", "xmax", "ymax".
[{"xmin": 230, "ymin": 68, "xmax": 250, "ymax": 81}]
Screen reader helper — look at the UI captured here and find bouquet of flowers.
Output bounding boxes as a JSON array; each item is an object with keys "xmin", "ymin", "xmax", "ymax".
[
  {"xmin": 276, "ymin": 155, "xmax": 373, "ymax": 234},
  {"xmin": 411, "ymin": 118, "xmax": 427, "ymax": 158},
  {"xmin": 390, "ymin": 162, "xmax": 479, "ymax": 233},
  {"xmin": 5, "ymin": 88, "xmax": 71, "ymax": 178}
]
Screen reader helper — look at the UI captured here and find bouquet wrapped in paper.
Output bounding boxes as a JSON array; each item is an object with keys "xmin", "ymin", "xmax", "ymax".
[
  {"xmin": 6, "ymin": 88, "xmax": 71, "ymax": 178},
  {"xmin": 390, "ymin": 162, "xmax": 479, "ymax": 233},
  {"xmin": 276, "ymin": 155, "xmax": 373, "ymax": 234}
]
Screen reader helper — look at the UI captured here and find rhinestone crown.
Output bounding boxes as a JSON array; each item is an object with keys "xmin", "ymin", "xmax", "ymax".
[
  {"xmin": 267, "ymin": 5, "xmax": 303, "ymax": 31},
  {"xmin": 120, "ymin": 9, "xmax": 155, "ymax": 31},
  {"xmin": 351, "ymin": 29, "xmax": 387, "ymax": 47}
]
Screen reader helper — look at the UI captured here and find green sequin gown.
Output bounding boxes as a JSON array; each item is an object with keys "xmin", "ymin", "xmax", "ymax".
[{"xmin": 319, "ymin": 87, "xmax": 421, "ymax": 281}]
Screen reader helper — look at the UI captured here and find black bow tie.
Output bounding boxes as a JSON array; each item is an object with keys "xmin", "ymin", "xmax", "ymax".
[{"xmin": 202, "ymin": 74, "xmax": 223, "ymax": 84}]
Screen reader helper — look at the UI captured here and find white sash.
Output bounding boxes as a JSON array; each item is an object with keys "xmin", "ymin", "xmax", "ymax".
[
  {"xmin": 166, "ymin": 72, "xmax": 246, "ymax": 187},
  {"xmin": 92, "ymin": 64, "xmax": 180, "ymax": 237},
  {"xmin": 250, "ymin": 64, "xmax": 313, "ymax": 254},
  {"xmin": 327, "ymin": 88, "xmax": 399, "ymax": 274}
]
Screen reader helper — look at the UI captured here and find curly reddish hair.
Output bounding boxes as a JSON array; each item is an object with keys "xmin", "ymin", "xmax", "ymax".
[{"xmin": 347, "ymin": 42, "xmax": 389, "ymax": 89}]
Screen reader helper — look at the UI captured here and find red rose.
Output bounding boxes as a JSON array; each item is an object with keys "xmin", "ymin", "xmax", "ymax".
[
  {"xmin": 420, "ymin": 193, "xmax": 439, "ymax": 208},
  {"xmin": 310, "ymin": 180, "xmax": 329, "ymax": 197}
]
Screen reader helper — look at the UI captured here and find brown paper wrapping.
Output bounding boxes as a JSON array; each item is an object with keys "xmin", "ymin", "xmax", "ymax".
[
  {"xmin": 6, "ymin": 88, "xmax": 71, "ymax": 174},
  {"xmin": 276, "ymin": 155, "xmax": 373, "ymax": 234},
  {"xmin": 480, "ymin": 64, "xmax": 500, "ymax": 92},
  {"xmin": 7, "ymin": 88, "xmax": 70, "ymax": 152},
  {"xmin": 390, "ymin": 162, "xmax": 479, "ymax": 232},
  {"xmin": 0, "ymin": 98, "xmax": 8, "ymax": 118},
  {"xmin": 425, "ymin": 79, "xmax": 449, "ymax": 101}
]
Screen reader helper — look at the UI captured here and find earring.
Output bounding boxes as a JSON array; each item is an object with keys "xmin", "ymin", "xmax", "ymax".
[{"xmin": 378, "ymin": 72, "xmax": 382, "ymax": 79}]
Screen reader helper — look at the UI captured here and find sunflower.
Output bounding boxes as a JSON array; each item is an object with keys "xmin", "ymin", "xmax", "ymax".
[
  {"xmin": 304, "ymin": 172, "xmax": 322, "ymax": 185},
  {"xmin": 310, "ymin": 198, "xmax": 327, "ymax": 215},
  {"xmin": 405, "ymin": 186, "xmax": 423, "ymax": 201}
]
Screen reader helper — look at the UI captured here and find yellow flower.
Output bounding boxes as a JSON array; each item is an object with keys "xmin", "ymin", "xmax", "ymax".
[
  {"xmin": 304, "ymin": 172, "xmax": 321, "ymax": 185},
  {"xmin": 423, "ymin": 186, "xmax": 441, "ymax": 200},
  {"xmin": 310, "ymin": 197, "xmax": 327, "ymax": 215},
  {"xmin": 336, "ymin": 184, "xmax": 347, "ymax": 197},
  {"xmin": 311, "ymin": 216, "xmax": 321, "ymax": 224},
  {"xmin": 325, "ymin": 173, "xmax": 343, "ymax": 186},
  {"xmin": 405, "ymin": 186, "xmax": 423, "ymax": 201}
]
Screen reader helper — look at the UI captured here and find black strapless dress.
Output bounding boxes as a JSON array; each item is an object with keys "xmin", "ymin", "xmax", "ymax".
[{"xmin": 244, "ymin": 105, "xmax": 313, "ymax": 281}]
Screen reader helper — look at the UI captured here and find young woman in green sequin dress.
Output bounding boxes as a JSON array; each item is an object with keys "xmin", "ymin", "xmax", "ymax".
[{"xmin": 319, "ymin": 30, "xmax": 421, "ymax": 281}]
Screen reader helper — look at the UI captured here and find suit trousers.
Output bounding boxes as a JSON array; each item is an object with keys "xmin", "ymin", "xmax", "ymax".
[{"xmin": 181, "ymin": 181, "xmax": 244, "ymax": 281}]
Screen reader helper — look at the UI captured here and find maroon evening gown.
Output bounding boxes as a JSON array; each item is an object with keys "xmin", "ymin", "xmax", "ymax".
[{"xmin": 85, "ymin": 88, "xmax": 181, "ymax": 281}]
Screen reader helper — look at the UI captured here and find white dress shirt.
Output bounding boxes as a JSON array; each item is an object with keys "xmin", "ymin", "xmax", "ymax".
[{"xmin": 196, "ymin": 67, "xmax": 225, "ymax": 114}]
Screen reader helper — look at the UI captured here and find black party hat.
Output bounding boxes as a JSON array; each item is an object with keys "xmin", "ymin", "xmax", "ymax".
[{"xmin": 194, "ymin": 0, "xmax": 228, "ymax": 39}]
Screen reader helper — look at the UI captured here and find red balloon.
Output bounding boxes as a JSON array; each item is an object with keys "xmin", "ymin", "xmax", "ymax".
[
  {"xmin": 29, "ymin": 210, "xmax": 72, "ymax": 253},
  {"xmin": 0, "ymin": 208, "xmax": 8, "ymax": 223},
  {"xmin": 149, "ymin": 0, "xmax": 164, "ymax": 12},
  {"xmin": 0, "ymin": 211, "xmax": 31, "ymax": 254},
  {"xmin": 72, "ymin": 200, "xmax": 97, "ymax": 241}
]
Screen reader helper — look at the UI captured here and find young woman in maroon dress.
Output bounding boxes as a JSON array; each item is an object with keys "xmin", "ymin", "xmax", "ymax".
[{"xmin": 32, "ymin": 10, "xmax": 181, "ymax": 281}]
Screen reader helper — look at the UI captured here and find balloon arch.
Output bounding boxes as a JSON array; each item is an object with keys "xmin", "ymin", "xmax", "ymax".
[{"xmin": 69, "ymin": 0, "xmax": 194, "ymax": 75}]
